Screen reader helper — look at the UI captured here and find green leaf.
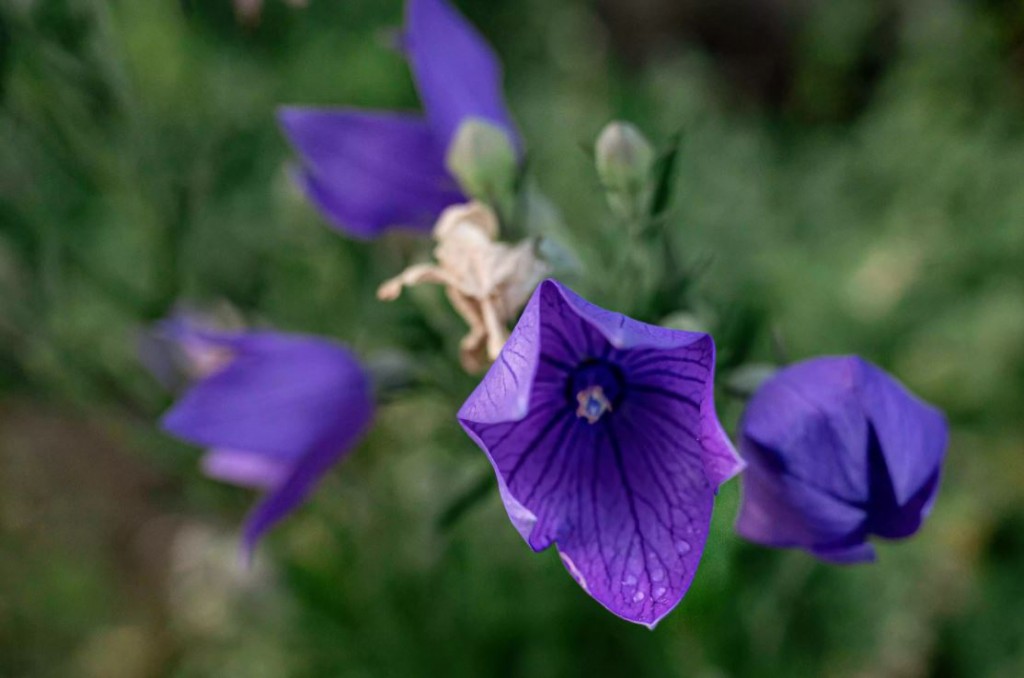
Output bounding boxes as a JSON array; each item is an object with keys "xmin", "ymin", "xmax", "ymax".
[
  {"xmin": 649, "ymin": 131, "xmax": 683, "ymax": 218},
  {"xmin": 436, "ymin": 470, "xmax": 496, "ymax": 532}
]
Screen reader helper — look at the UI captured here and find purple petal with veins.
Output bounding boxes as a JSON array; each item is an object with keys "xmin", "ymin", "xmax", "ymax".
[{"xmin": 459, "ymin": 279, "xmax": 742, "ymax": 628}]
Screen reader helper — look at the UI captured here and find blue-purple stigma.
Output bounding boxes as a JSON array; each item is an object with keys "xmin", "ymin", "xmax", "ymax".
[
  {"xmin": 576, "ymin": 385, "xmax": 612, "ymax": 424},
  {"xmin": 571, "ymin": 359, "xmax": 622, "ymax": 424}
]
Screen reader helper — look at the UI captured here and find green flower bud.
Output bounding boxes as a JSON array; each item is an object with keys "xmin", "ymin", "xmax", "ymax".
[
  {"xmin": 595, "ymin": 121, "xmax": 655, "ymax": 195},
  {"xmin": 445, "ymin": 118, "xmax": 518, "ymax": 208}
]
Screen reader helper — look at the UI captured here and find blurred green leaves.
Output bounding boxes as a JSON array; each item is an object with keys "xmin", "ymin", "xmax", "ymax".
[{"xmin": 1, "ymin": 0, "xmax": 1024, "ymax": 676}]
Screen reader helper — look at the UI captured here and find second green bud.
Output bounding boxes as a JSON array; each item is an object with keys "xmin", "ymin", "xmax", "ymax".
[{"xmin": 446, "ymin": 118, "xmax": 518, "ymax": 214}]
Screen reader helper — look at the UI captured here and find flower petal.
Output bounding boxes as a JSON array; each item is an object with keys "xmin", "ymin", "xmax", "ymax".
[
  {"xmin": 459, "ymin": 279, "xmax": 737, "ymax": 627},
  {"xmin": 559, "ymin": 410, "xmax": 714, "ymax": 629},
  {"xmin": 549, "ymin": 280, "xmax": 745, "ymax": 485},
  {"xmin": 163, "ymin": 331, "xmax": 374, "ymax": 553},
  {"xmin": 864, "ymin": 424, "xmax": 942, "ymax": 539},
  {"xmin": 857, "ymin": 359, "xmax": 948, "ymax": 509},
  {"xmin": 163, "ymin": 332, "xmax": 372, "ymax": 457},
  {"xmin": 735, "ymin": 440, "xmax": 870, "ymax": 549},
  {"xmin": 241, "ymin": 430, "xmax": 367, "ymax": 558},
  {"xmin": 740, "ymin": 356, "xmax": 872, "ymax": 505},
  {"xmin": 735, "ymin": 355, "xmax": 948, "ymax": 561},
  {"xmin": 279, "ymin": 108, "xmax": 462, "ymax": 237},
  {"xmin": 404, "ymin": 0, "xmax": 518, "ymax": 148},
  {"xmin": 201, "ymin": 448, "xmax": 292, "ymax": 490}
]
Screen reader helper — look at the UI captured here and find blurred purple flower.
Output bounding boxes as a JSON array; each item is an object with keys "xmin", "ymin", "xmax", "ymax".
[
  {"xmin": 155, "ymin": 316, "xmax": 374, "ymax": 556},
  {"xmin": 279, "ymin": 0, "xmax": 518, "ymax": 238},
  {"xmin": 735, "ymin": 356, "xmax": 948, "ymax": 564},
  {"xmin": 458, "ymin": 280, "xmax": 743, "ymax": 627}
]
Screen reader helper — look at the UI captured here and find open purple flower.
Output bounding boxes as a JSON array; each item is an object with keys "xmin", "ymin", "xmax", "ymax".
[
  {"xmin": 279, "ymin": 0, "xmax": 517, "ymax": 238},
  {"xmin": 735, "ymin": 356, "xmax": 948, "ymax": 564},
  {"xmin": 156, "ymin": 318, "xmax": 374, "ymax": 555},
  {"xmin": 458, "ymin": 280, "xmax": 743, "ymax": 627}
]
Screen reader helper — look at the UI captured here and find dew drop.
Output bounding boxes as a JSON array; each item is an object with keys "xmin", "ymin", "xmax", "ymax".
[
  {"xmin": 651, "ymin": 568, "xmax": 665, "ymax": 582},
  {"xmin": 676, "ymin": 540, "xmax": 692, "ymax": 555},
  {"xmin": 633, "ymin": 591, "xmax": 645, "ymax": 603},
  {"xmin": 622, "ymin": 574, "xmax": 637, "ymax": 586},
  {"xmin": 654, "ymin": 587, "xmax": 667, "ymax": 600}
]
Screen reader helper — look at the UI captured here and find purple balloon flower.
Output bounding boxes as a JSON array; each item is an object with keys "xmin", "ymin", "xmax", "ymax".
[
  {"xmin": 279, "ymin": 0, "xmax": 517, "ymax": 238},
  {"xmin": 157, "ymin": 319, "xmax": 374, "ymax": 556},
  {"xmin": 735, "ymin": 356, "xmax": 948, "ymax": 564},
  {"xmin": 458, "ymin": 280, "xmax": 744, "ymax": 627}
]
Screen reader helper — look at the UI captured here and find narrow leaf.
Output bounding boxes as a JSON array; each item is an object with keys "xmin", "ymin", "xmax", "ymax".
[
  {"xmin": 437, "ymin": 470, "xmax": 496, "ymax": 532},
  {"xmin": 649, "ymin": 132, "xmax": 683, "ymax": 218}
]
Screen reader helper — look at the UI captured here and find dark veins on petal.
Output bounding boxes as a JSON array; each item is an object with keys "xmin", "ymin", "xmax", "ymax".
[{"xmin": 475, "ymin": 296, "xmax": 718, "ymax": 620}]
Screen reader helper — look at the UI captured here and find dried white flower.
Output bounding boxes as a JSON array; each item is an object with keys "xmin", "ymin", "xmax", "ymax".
[{"xmin": 378, "ymin": 202, "xmax": 549, "ymax": 372}]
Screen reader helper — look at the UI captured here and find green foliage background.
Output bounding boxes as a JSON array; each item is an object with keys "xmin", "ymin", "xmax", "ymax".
[{"xmin": 1, "ymin": 0, "xmax": 1023, "ymax": 676}]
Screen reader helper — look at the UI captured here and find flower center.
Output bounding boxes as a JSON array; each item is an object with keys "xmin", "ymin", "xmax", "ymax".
[
  {"xmin": 576, "ymin": 386, "xmax": 612, "ymax": 424},
  {"xmin": 568, "ymin": 359, "xmax": 625, "ymax": 424}
]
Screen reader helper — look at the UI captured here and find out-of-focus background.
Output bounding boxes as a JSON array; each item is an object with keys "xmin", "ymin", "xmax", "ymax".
[{"xmin": 1, "ymin": 0, "xmax": 1023, "ymax": 676}]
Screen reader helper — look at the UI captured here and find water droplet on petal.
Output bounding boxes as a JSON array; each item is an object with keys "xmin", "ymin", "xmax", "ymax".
[
  {"xmin": 633, "ymin": 591, "xmax": 645, "ymax": 603},
  {"xmin": 654, "ymin": 587, "xmax": 667, "ymax": 600},
  {"xmin": 622, "ymin": 574, "xmax": 637, "ymax": 586},
  {"xmin": 676, "ymin": 540, "xmax": 692, "ymax": 555},
  {"xmin": 651, "ymin": 568, "xmax": 665, "ymax": 582}
]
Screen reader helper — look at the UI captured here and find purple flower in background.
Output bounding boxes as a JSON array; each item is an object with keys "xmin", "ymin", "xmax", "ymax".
[
  {"xmin": 279, "ymin": 0, "xmax": 517, "ymax": 238},
  {"xmin": 155, "ymin": 317, "xmax": 374, "ymax": 555},
  {"xmin": 458, "ymin": 280, "xmax": 743, "ymax": 627},
  {"xmin": 735, "ymin": 356, "xmax": 948, "ymax": 564}
]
